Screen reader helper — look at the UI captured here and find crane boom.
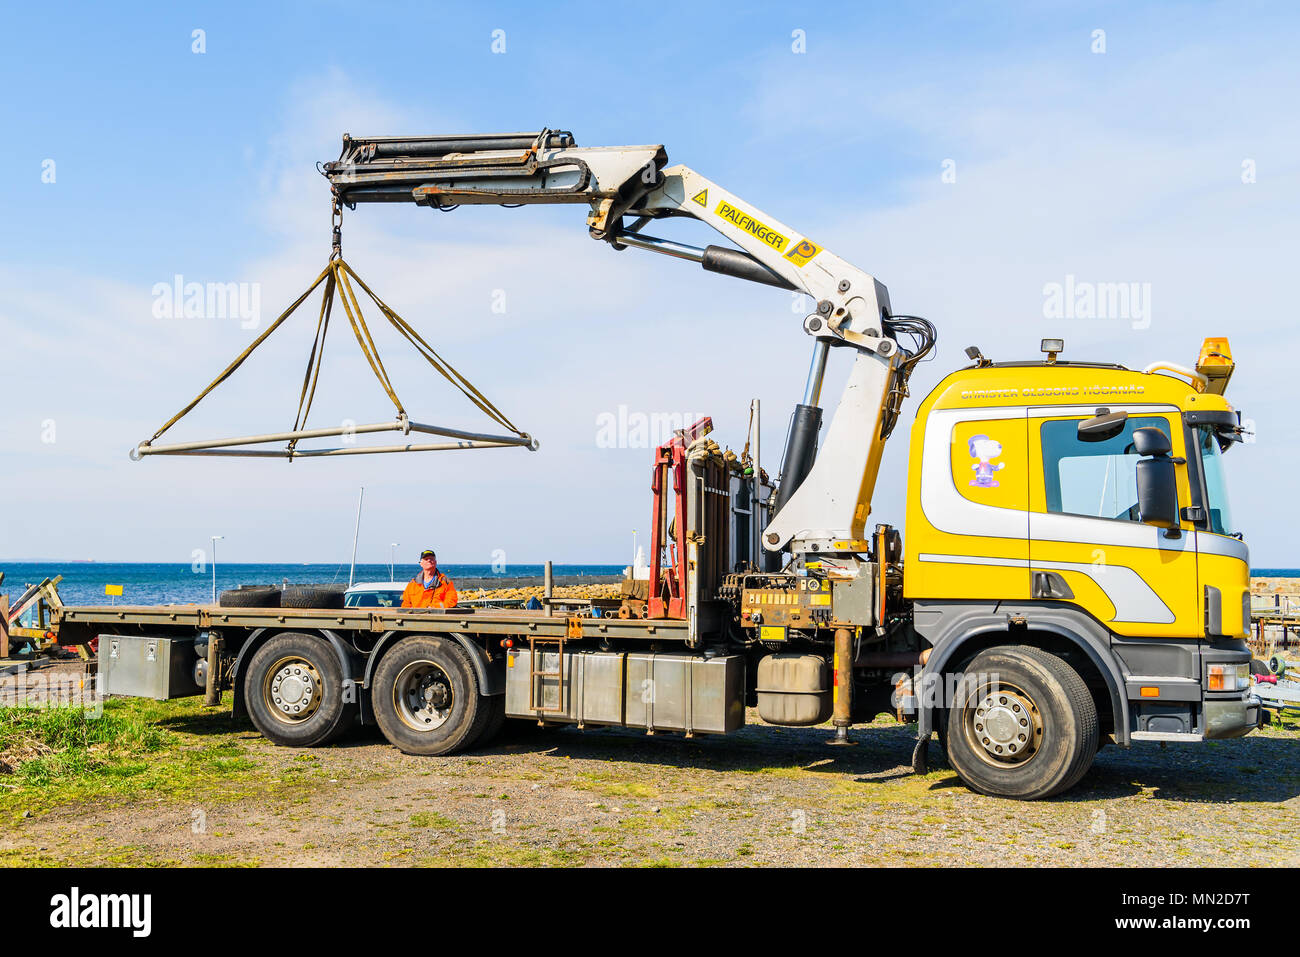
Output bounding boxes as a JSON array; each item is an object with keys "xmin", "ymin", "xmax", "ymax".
[{"xmin": 323, "ymin": 130, "xmax": 934, "ymax": 561}]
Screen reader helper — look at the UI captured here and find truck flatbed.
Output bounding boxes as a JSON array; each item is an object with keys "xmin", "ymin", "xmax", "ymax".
[{"xmin": 54, "ymin": 603, "xmax": 687, "ymax": 643}]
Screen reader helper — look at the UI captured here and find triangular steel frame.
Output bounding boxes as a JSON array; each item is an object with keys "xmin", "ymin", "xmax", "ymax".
[{"xmin": 131, "ymin": 258, "xmax": 536, "ymax": 460}]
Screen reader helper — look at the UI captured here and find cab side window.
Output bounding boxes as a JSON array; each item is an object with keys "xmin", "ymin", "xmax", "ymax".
[{"xmin": 1040, "ymin": 415, "xmax": 1168, "ymax": 522}]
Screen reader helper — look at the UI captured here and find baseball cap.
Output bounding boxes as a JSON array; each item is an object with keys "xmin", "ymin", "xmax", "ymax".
[{"xmin": 419, "ymin": 549, "xmax": 436, "ymax": 559}]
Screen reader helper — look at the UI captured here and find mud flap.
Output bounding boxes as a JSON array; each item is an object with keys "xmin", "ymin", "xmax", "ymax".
[{"xmin": 911, "ymin": 735, "xmax": 929, "ymax": 775}]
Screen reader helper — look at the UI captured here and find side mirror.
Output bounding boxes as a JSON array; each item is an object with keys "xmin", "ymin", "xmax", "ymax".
[
  {"xmin": 1133, "ymin": 427, "xmax": 1179, "ymax": 534},
  {"xmin": 1078, "ymin": 410, "xmax": 1128, "ymax": 442}
]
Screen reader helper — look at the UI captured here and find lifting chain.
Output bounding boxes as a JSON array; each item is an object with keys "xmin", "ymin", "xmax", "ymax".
[{"xmin": 330, "ymin": 199, "xmax": 343, "ymax": 261}]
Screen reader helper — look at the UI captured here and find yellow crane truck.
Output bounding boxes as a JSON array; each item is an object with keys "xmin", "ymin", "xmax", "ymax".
[{"xmin": 57, "ymin": 131, "xmax": 1262, "ymax": 800}]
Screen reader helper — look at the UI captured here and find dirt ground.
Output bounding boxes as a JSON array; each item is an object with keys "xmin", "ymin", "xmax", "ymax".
[{"xmin": 2, "ymin": 664, "xmax": 1297, "ymax": 867}]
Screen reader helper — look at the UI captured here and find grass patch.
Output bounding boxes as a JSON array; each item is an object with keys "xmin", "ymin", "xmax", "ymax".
[
  {"xmin": 418, "ymin": 841, "xmax": 591, "ymax": 867},
  {"xmin": 192, "ymin": 851, "xmax": 260, "ymax": 867},
  {"xmin": 0, "ymin": 697, "xmax": 275, "ymax": 818},
  {"xmin": 570, "ymin": 770, "xmax": 659, "ymax": 799},
  {"xmin": 410, "ymin": 811, "xmax": 460, "ymax": 831},
  {"xmin": 0, "ymin": 702, "xmax": 167, "ymax": 784}
]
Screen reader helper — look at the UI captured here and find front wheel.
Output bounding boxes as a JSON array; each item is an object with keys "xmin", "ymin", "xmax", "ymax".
[{"xmin": 945, "ymin": 645, "xmax": 1097, "ymax": 800}]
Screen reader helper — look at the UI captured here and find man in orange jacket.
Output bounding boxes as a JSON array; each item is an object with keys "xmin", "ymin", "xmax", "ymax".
[{"xmin": 400, "ymin": 548, "xmax": 458, "ymax": 608}]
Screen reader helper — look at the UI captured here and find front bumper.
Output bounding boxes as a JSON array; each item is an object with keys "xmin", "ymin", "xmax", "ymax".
[{"xmin": 1205, "ymin": 695, "xmax": 1264, "ymax": 739}]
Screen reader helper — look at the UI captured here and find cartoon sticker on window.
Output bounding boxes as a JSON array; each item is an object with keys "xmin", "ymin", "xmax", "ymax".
[{"xmin": 968, "ymin": 434, "xmax": 1005, "ymax": 488}]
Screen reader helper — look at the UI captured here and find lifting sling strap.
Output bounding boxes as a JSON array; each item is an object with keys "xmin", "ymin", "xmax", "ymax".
[{"xmin": 133, "ymin": 258, "xmax": 533, "ymax": 460}]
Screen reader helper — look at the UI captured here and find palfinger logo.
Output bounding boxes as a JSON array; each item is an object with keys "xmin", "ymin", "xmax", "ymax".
[
  {"xmin": 713, "ymin": 201, "xmax": 788, "ymax": 252},
  {"xmin": 49, "ymin": 887, "xmax": 151, "ymax": 937},
  {"xmin": 784, "ymin": 238, "xmax": 821, "ymax": 267}
]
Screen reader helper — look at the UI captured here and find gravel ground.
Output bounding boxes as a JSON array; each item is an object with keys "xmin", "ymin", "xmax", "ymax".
[{"xmin": 2, "ymin": 675, "xmax": 1297, "ymax": 867}]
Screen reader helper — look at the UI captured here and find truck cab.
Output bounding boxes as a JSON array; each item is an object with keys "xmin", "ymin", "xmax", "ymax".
[{"xmin": 903, "ymin": 338, "xmax": 1259, "ymax": 793}]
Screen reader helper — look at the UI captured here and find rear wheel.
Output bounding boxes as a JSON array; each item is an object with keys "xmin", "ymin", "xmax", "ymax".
[
  {"xmin": 945, "ymin": 645, "xmax": 1097, "ymax": 800},
  {"xmin": 372, "ymin": 637, "xmax": 489, "ymax": 756},
  {"xmin": 244, "ymin": 633, "xmax": 357, "ymax": 747},
  {"xmin": 474, "ymin": 694, "xmax": 508, "ymax": 748}
]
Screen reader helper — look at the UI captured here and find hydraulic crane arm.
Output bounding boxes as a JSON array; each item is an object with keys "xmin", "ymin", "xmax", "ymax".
[
  {"xmin": 325, "ymin": 130, "xmax": 889, "ymax": 334},
  {"xmin": 323, "ymin": 130, "xmax": 934, "ymax": 560}
]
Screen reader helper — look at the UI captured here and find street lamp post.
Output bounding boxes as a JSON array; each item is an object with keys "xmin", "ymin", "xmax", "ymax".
[
  {"xmin": 390, "ymin": 542, "xmax": 399, "ymax": 582},
  {"xmin": 210, "ymin": 535, "xmax": 224, "ymax": 603}
]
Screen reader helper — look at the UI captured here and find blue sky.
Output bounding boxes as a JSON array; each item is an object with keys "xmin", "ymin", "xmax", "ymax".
[{"xmin": 2, "ymin": 1, "xmax": 1297, "ymax": 566}]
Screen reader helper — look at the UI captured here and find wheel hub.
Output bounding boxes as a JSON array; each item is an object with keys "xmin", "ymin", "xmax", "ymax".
[
  {"xmin": 266, "ymin": 658, "xmax": 323, "ymax": 722},
  {"xmin": 394, "ymin": 662, "xmax": 454, "ymax": 732},
  {"xmin": 422, "ymin": 679, "xmax": 451, "ymax": 710},
  {"xmin": 972, "ymin": 688, "xmax": 1039, "ymax": 762}
]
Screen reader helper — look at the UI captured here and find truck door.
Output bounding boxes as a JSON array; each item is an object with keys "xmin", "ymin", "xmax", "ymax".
[
  {"xmin": 906, "ymin": 407, "xmax": 1031, "ymax": 601},
  {"xmin": 1027, "ymin": 407, "xmax": 1200, "ymax": 638}
]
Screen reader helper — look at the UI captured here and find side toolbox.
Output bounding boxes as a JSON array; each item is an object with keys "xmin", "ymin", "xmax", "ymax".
[
  {"xmin": 99, "ymin": 634, "xmax": 204, "ymax": 700},
  {"xmin": 505, "ymin": 649, "xmax": 745, "ymax": 734}
]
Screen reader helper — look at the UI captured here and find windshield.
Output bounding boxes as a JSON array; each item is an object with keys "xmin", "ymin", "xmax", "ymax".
[
  {"xmin": 345, "ymin": 590, "xmax": 403, "ymax": 608},
  {"xmin": 1196, "ymin": 425, "xmax": 1237, "ymax": 536}
]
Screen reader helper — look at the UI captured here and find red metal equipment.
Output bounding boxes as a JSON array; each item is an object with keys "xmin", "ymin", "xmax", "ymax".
[{"xmin": 647, "ymin": 417, "xmax": 712, "ymax": 619}]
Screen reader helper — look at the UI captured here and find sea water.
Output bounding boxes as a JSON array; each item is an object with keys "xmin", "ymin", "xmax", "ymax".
[{"xmin": 0, "ymin": 561, "xmax": 626, "ymax": 607}]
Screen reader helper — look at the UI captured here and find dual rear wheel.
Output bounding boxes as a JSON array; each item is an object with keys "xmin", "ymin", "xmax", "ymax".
[
  {"xmin": 243, "ymin": 633, "xmax": 506, "ymax": 755},
  {"xmin": 371, "ymin": 637, "xmax": 501, "ymax": 755}
]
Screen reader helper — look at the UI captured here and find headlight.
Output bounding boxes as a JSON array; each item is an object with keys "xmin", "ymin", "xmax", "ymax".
[{"xmin": 1207, "ymin": 663, "xmax": 1250, "ymax": 692}]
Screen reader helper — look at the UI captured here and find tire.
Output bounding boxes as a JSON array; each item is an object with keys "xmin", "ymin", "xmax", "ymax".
[
  {"xmin": 473, "ymin": 694, "xmax": 508, "ymax": 748},
  {"xmin": 219, "ymin": 585, "xmax": 281, "ymax": 608},
  {"xmin": 371, "ymin": 637, "xmax": 490, "ymax": 756},
  {"xmin": 944, "ymin": 645, "xmax": 1098, "ymax": 800},
  {"xmin": 280, "ymin": 584, "xmax": 347, "ymax": 609},
  {"xmin": 243, "ymin": 632, "xmax": 357, "ymax": 747},
  {"xmin": 1250, "ymin": 658, "xmax": 1269, "ymax": 677}
]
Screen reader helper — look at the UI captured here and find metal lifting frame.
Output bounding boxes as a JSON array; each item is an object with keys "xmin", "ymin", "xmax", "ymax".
[{"xmin": 132, "ymin": 257, "xmax": 536, "ymax": 460}]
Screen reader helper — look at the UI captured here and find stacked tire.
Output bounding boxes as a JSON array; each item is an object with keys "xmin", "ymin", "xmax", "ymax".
[
  {"xmin": 280, "ymin": 584, "xmax": 347, "ymax": 609},
  {"xmin": 218, "ymin": 583, "xmax": 346, "ymax": 609},
  {"xmin": 218, "ymin": 585, "xmax": 281, "ymax": 608}
]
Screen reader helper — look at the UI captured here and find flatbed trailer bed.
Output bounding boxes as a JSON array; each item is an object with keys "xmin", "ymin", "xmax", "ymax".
[
  {"xmin": 55, "ymin": 603, "xmax": 686, "ymax": 643},
  {"xmin": 53, "ymin": 600, "xmax": 724, "ymax": 761}
]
